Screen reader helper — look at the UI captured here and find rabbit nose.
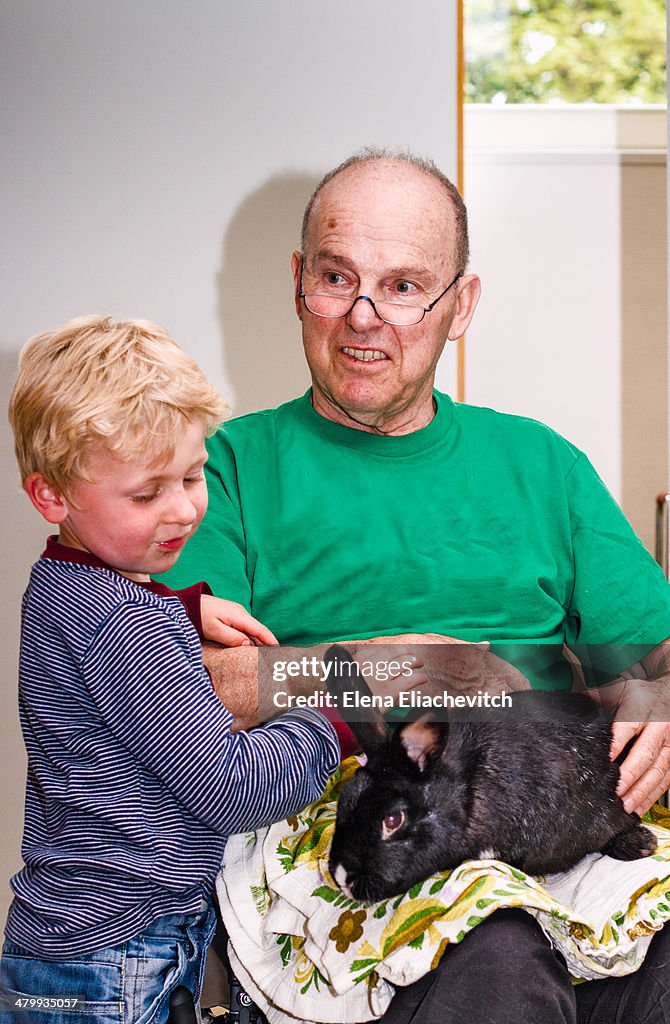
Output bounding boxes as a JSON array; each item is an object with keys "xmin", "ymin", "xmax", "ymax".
[{"xmin": 332, "ymin": 863, "xmax": 355, "ymax": 901}]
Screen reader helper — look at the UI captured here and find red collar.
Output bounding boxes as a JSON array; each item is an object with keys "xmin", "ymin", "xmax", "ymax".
[{"xmin": 42, "ymin": 536, "xmax": 174, "ymax": 597}]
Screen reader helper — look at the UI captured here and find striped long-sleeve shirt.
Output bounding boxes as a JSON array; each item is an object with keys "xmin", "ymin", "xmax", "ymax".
[{"xmin": 5, "ymin": 540, "xmax": 339, "ymax": 958}]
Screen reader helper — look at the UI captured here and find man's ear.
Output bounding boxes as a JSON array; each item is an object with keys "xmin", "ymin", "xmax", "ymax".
[
  {"xmin": 447, "ymin": 273, "xmax": 482, "ymax": 341},
  {"xmin": 291, "ymin": 250, "xmax": 304, "ymax": 320},
  {"xmin": 23, "ymin": 473, "xmax": 70, "ymax": 524}
]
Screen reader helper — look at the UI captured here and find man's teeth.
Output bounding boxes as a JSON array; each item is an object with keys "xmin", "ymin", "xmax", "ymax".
[{"xmin": 343, "ymin": 348, "xmax": 388, "ymax": 362}]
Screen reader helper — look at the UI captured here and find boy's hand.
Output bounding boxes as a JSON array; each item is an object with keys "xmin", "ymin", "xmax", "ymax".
[{"xmin": 201, "ymin": 594, "xmax": 279, "ymax": 647}]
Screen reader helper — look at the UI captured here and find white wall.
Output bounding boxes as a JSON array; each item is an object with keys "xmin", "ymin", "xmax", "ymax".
[
  {"xmin": 0, "ymin": 0, "xmax": 459, "ymax": 935},
  {"xmin": 464, "ymin": 105, "xmax": 668, "ymax": 551}
]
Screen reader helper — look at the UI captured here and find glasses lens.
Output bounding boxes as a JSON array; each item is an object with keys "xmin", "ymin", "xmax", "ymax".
[
  {"xmin": 375, "ymin": 302, "xmax": 424, "ymax": 326},
  {"xmin": 304, "ymin": 293, "xmax": 425, "ymax": 325},
  {"xmin": 303, "ymin": 294, "xmax": 354, "ymax": 318}
]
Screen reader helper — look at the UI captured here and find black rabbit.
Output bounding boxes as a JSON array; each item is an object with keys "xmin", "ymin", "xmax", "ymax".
[{"xmin": 324, "ymin": 645, "xmax": 656, "ymax": 903}]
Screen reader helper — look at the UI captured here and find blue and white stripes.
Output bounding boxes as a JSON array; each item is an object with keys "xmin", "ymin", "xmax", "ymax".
[{"xmin": 6, "ymin": 557, "xmax": 339, "ymax": 958}]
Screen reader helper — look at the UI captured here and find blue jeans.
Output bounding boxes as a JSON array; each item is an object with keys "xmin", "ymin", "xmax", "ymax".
[{"xmin": 0, "ymin": 906, "xmax": 217, "ymax": 1024}]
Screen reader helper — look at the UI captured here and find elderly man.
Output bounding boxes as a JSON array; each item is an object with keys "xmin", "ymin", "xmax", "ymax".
[{"xmin": 166, "ymin": 149, "xmax": 670, "ymax": 1023}]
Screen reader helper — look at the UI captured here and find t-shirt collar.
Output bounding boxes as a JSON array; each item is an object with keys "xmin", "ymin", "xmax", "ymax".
[{"xmin": 41, "ymin": 536, "xmax": 173, "ymax": 597}]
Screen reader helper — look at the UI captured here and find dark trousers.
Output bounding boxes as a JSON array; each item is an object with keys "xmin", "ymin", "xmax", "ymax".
[{"xmin": 381, "ymin": 910, "xmax": 670, "ymax": 1024}]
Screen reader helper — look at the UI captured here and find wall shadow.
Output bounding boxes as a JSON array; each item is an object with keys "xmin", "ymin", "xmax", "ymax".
[
  {"xmin": 0, "ymin": 348, "xmax": 44, "ymax": 935},
  {"xmin": 216, "ymin": 173, "xmax": 319, "ymax": 416}
]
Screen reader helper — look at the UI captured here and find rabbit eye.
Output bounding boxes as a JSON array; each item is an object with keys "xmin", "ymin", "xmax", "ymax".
[{"xmin": 381, "ymin": 810, "xmax": 405, "ymax": 840}]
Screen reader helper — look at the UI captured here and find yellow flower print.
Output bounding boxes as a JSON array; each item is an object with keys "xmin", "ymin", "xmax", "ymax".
[{"xmin": 568, "ymin": 921, "xmax": 594, "ymax": 942}]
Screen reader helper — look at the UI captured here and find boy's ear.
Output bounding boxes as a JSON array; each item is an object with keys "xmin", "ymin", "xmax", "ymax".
[{"xmin": 23, "ymin": 473, "xmax": 70, "ymax": 524}]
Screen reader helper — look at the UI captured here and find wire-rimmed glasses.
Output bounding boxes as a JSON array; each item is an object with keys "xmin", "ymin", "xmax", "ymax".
[{"xmin": 298, "ymin": 258, "xmax": 461, "ymax": 327}]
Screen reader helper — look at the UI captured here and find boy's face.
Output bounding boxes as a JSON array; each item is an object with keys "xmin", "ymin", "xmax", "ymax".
[{"xmin": 56, "ymin": 419, "xmax": 209, "ymax": 582}]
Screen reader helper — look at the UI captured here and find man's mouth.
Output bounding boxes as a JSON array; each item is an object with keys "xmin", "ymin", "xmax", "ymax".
[{"xmin": 342, "ymin": 347, "xmax": 388, "ymax": 362}]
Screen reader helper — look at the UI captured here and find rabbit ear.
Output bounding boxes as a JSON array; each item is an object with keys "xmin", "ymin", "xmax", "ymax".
[
  {"xmin": 397, "ymin": 717, "xmax": 447, "ymax": 771},
  {"xmin": 323, "ymin": 644, "xmax": 391, "ymax": 753}
]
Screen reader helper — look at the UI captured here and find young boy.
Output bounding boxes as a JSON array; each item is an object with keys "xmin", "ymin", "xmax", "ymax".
[{"xmin": 1, "ymin": 315, "xmax": 339, "ymax": 1023}]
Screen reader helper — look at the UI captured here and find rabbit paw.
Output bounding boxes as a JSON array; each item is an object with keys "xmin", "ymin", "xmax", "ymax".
[{"xmin": 602, "ymin": 824, "xmax": 657, "ymax": 861}]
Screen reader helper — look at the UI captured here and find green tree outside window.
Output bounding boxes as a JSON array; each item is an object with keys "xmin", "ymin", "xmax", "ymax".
[{"xmin": 466, "ymin": 0, "xmax": 666, "ymax": 104}]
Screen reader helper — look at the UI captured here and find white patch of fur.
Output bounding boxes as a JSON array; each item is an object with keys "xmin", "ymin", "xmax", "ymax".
[{"xmin": 333, "ymin": 863, "xmax": 354, "ymax": 899}]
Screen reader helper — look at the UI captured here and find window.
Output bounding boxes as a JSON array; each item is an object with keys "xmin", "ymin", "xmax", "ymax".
[{"xmin": 465, "ymin": 0, "xmax": 666, "ymax": 104}]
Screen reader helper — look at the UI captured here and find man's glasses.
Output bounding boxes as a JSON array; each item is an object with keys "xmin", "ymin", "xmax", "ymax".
[{"xmin": 298, "ymin": 258, "xmax": 461, "ymax": 327}]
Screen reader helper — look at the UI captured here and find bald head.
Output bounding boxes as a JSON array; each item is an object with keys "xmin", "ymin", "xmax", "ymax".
[{"xmin": 301, "ymin": 148, "xmax": 469, "ymax": 277}]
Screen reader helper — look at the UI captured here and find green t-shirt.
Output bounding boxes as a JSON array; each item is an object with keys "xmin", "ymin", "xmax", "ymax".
[{"xmin": 162, "ymin": 391, "xmax": 670, "ymax": 687}]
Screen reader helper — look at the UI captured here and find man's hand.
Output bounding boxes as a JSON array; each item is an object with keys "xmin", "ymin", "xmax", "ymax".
[
  {"xmin": 201, "ymin": 594, "xmax": 279, "ymax": 648},
  {"xmin": 362, "ymin": 632, "xmax": 468, "ymax": 646},
  {"xmin": 350, "ymin": 645, "xmax": 428, "ymax": 702},
  {"xmin": 588, "ymin": 640, "xmax": 670, "ymax": 814},
  {"xmin": 612, "ymin": 710, "xmax": 670, "ymax": 815},
  {"xmin": 353, "ymin": 635, "xmax": 530, "ymax": 698}
]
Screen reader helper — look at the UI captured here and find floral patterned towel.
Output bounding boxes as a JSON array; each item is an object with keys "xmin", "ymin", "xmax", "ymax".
[{"xmin": 217, "ymin": 758, "xmax": 670, "ymax": 1024}]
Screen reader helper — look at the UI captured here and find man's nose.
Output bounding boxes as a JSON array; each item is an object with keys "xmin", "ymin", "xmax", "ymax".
[{"xmin": 346, "ymin": 294, "xmax": 385, "ymax": 331}]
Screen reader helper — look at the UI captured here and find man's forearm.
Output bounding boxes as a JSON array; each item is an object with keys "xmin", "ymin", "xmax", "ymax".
[
  {"xmin": 202, "ymin": 642, "xmax": 261, "ymax": 730},
  {"xmin": 203, "ymin": 640, "xmax": 401, "ymax": 728},
  {"xmin": 202, "ymin": 641, "xmax": 337, "ymax": 729}
]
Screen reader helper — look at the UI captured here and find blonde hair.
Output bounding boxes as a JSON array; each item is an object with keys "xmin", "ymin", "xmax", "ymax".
[{"xmin": 9, "ymin": 314, "xmax": 228, "ymax": 494}]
